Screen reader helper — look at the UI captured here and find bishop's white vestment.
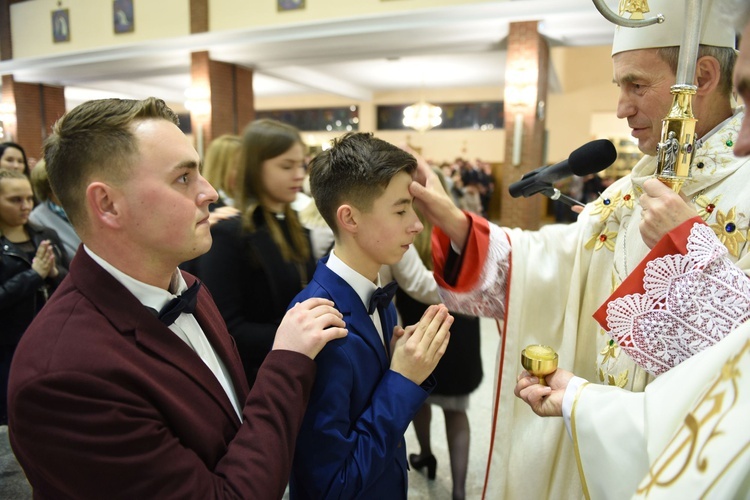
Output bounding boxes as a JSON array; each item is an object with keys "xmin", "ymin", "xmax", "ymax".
[
  {"xmin": 432, "ymin": 109, "xmax": 750, "ymax": 499},
  {"xmin": 569, "ymin": 219, "xmax": 750, "ymax": 498}
]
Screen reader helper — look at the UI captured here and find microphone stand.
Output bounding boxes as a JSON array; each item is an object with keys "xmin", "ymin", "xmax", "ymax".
[{"xmin": 540, "ymin": 186, "xmax": 585, "ymax": 208}]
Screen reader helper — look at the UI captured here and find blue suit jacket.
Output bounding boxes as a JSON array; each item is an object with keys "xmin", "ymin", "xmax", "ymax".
[{"xmin": 289, "ymin": 258, "xmax": 435, "ymax": 499}]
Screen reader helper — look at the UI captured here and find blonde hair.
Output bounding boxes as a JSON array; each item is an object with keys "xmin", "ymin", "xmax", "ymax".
[
  {"xmin": 29, "ymin": 159, "xmax": 53, "ymax": 202},
  {"xmin": 0, "ymin": 167, "xmax": 30, "ymax": 189},
  {"xmin": 203, "ymin": 134, "xmax": 241, "ymax": 196}
]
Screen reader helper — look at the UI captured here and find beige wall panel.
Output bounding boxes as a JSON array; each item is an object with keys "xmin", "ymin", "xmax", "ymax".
[
  {"xmin": 212, "ymin": 0, "xmax": 499, "ymax": 30},
  {"xmin": 298, "ymin": 128, "xmax": 505, "ymax": 165},
  {"xmin": 546, "ymin": 45, "xmax": 620, "ymax": 162},
  {"xmin": 11, "ymin": 0, "xmax": 189, "ymax": 59}
]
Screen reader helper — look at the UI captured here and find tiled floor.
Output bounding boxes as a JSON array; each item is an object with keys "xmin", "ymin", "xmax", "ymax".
[
  {"xmin": 0, "ymin": 426, "xmax": 31, "ymax": 499},
  {"xmin": 0, "ymin": 317, "xmax": 501, "ymax": 499}
]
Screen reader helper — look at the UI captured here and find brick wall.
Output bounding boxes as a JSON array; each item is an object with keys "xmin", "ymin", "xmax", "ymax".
[
  {"xmin": 1, "ymin": 75, "xmax": 65, "ymax": 161},
  {"xmin": 500, "ymin": 21, "xmax": 549, "ymax": 230},
  {"xmin": 235, "ymin": 66, "xmax": 255, "ymax": 133},
  {"xmin": 209, "ymin": 61, "xmax": 255, "ymax": 140},
  {"xmin": 191, "ymin": 51, "xmax": 255, "ymax": 149},
  {"xmin": 209, "ymin": 60, "xmax": 237, "ymax": 138}
]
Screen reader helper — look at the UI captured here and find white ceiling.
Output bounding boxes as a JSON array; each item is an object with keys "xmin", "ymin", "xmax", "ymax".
[{"xmin": 0, "ymin": 0, "xmax": 622, "ymax": 111}]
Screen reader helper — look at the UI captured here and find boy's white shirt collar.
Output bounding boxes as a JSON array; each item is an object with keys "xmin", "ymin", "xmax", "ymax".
[
  {"xmin": 326, "ymin": 249, "xmax": 383, "ymax": 309},
  {"xmin": 326, "ymin": 249, "xmax": 389, "ymax": 346}
]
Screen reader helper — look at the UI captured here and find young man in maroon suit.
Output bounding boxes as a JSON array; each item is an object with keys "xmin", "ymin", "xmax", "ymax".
[{"xmin": 8, "ymin": 97, "xmax": 347, "ymax": 499}]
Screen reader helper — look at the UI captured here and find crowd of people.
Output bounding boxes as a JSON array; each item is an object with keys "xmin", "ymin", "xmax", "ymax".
[
  {"xmin": 2, "ymin": 0, "xmax": 750, "ymax": 498},
  {"xmin": 435, "ymin": 157, "xmax": 494, "ymax": 218}
]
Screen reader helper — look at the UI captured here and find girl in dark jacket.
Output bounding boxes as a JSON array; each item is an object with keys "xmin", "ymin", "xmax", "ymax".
[
  {"xmin": 197, "ymin": 120, "xmax": 314, "ymax": 389},
  {"xmin": 0, "ymin": 169, "xmax": 67, "ymax": 424}
]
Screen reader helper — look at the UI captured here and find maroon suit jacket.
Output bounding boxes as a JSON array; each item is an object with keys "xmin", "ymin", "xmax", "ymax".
[{"xmin": 8, "ymin": 248, "xmax": 315, "ymax": 499}]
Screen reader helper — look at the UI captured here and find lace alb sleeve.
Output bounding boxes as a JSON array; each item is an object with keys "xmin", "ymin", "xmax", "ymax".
[
  {"xmin": 437, "ymin": 223, "xmax": 510, "ymax": 319},
  {"xmin": 605, "ymin": 223, "xmax": 750, "ymax": 376}
]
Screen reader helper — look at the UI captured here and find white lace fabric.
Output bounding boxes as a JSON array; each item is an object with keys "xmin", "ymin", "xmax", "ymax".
[
  {"xmin": 438, "ymin": 222, "xmax": 510, "ymax": 320},
  {"xmin": 605, "ymin": 223, "xmax": 750, "ymax": 376}
]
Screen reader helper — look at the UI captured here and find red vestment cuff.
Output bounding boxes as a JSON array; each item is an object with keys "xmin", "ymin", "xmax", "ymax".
[{"xmin": 432, "ymin": 212, "xmax": 491, "ymax": 293}]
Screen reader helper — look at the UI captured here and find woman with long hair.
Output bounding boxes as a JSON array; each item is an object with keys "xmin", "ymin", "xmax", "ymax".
[
  {"xmin": 197, "ymin": 119, "xmax": 314, "ymax": 389},
  {"xmin": 202, "ymin": 134, "xmax": 242, "ymax": 208}
]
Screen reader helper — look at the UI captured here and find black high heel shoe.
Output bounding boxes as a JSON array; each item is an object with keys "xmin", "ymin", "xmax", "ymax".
[{"xmin": 409, "ymin": 453, "xmax": 437, "ymax": 480}]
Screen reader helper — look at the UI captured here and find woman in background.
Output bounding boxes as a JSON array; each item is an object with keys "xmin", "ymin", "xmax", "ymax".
[
  {"xmin": 180, "ymin": 135, "xmax": 241, "ymax": 275},
  {"xmin": 0, "ymin": 142, "xmax": 30, "ymax": 177},
  {"xmin": 197, "ymin": 119, "xmax": 314, "ymax": 389},
  {"xmin": 202, "ymin": 134, "xmax": 241, "ymax": 208},
  {"xmin": 0, "ymin": 168, "xmax": 67, "ymax": 424}
]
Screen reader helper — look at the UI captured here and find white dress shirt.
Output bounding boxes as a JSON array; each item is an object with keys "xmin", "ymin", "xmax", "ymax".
[
  {"xmin": 325, "ymin": 250, "xmax": 389, "ymax": 348},
  {"xmin": 84, "ymin": 245, "xmax": 242, "ymax": 419}
]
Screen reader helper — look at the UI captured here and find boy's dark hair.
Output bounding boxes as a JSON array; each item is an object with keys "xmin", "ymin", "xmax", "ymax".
[{"xmin": 308, "ymin": 132, "xmax": 416, "ymax": 236}]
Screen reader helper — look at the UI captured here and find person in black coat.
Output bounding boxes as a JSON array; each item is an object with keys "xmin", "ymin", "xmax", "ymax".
[
  {"xmin": 197, "ymin": 119, "xmax": 314, "ymax": 389},
  {"xmin": 0, "ymin": 168, "xmax": 67, "ymax": 424}
]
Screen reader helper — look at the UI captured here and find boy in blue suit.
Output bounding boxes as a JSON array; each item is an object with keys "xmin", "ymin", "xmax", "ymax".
[{"xmin": 289, "ymin": 132, "xmax": 453, "ymax": 499}]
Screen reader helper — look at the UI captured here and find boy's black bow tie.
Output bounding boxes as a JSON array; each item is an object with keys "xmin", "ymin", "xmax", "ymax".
[
  {"xmin": 367, "ymin": 281, "xmax": 398, "ymax": 315},
  {"xmin": 158, "ymin": 281, "xmax": 201, "ymax": 326}
]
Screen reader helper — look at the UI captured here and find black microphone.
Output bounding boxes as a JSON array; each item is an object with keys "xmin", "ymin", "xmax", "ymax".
[{"xmin": 508, "ymin": 139, "xmax": 617, "ymax": 199}]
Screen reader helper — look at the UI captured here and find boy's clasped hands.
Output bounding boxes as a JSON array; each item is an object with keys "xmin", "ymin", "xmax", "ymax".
[{"xmin": 390, "ymin": 304, "xmax": 453, "ymax": 385}]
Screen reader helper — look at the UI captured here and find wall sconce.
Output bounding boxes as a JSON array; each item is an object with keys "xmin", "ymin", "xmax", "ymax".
[
  {"xmin": 185, "ymin": 87, "xmax": 211, "ymax": 158},
  {"xmin": 505, "ymin": 63, "xmax": 538, "ymax": 167},
  {"xmin": 512, "ymin": 113, "xmax": 524, "ymax": 167},
  {"xmin": 505, "ymin": 62, "xmax": 538, "ymax": 108},
  {"xmin": 506, "ymin": 85, "xmax": 538, "ymax": 111}
]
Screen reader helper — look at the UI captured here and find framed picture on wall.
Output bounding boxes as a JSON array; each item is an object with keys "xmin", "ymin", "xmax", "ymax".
[
  {"xmin": 278, "ymin": 0, "xmax": 304, "ymax": 11},
  {"xmin": 113, "ymin": 0, "xmax": 135, "ymax": 34},
  {"xmin": 51, "ymin": 9, "xmax": 70, "ymax": 43}
]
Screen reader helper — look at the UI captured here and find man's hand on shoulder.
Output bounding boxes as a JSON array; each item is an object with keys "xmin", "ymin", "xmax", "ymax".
[
  {"xmin": 390, "ymin": 304, "xmax": 452, "ymax": 385},
  {"xmin": 273, "ymin": 298, "xmax": 347, "ymax": 359}
]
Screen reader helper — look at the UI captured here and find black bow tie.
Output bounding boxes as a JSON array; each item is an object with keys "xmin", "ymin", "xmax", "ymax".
[
  {"xmin": 158, "ymin": 280, "xmax": 201, "ymax": 326},
  {"xmin": 367, "ymin": 281, "xmax": 398, "ymax": 315}
]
